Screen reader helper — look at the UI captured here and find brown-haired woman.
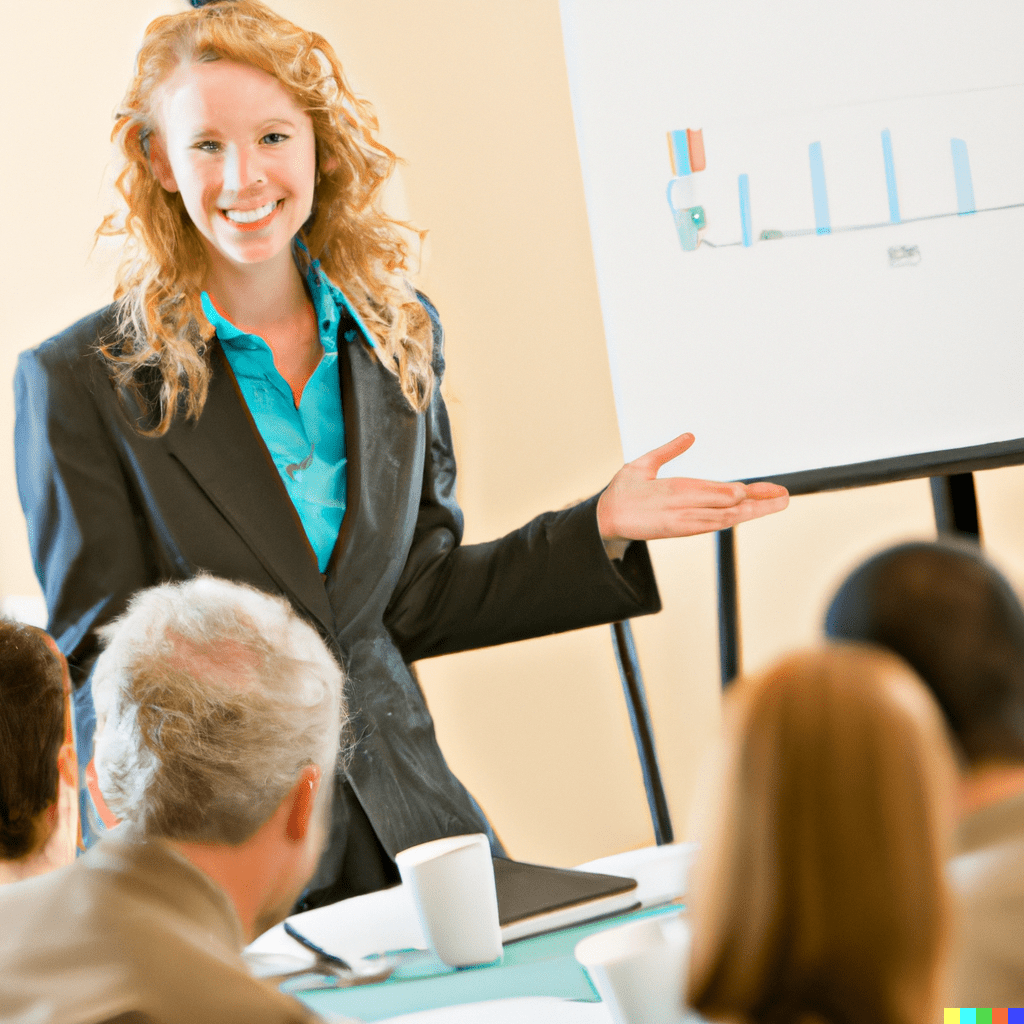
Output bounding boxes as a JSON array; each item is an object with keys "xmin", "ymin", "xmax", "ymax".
[
  {"xmin": 14, "ymin": 0, "xmax": 787, "ymax": 905},
  {"xmin": 687, "ymin": 645, "xmax": 955, "ymax": 1024}
]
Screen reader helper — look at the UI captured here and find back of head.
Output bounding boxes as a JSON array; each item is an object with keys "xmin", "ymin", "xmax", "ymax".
[
  {"xmin": 0, "ymin": 621, "xmax": 68, "ymax": 861},
  {"xmin": 825, "ymin": 540, "xmax": 1024, "ymax": 766},
  {"xmin": 687, "ymin": 644, "xmax": 955, "ymax": 1024},
  {"xmin": 91, "ymin": 576, "xmax": 345, "ymax": 844}
]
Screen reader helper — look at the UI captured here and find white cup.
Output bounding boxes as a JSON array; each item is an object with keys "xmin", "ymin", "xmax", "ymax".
[
  {"xmin": 574, "ymin": 912, "xmax": 690, "ymax": 1024},
  {"xmin": 395, "ymin": 833, "xmax": 502, "ymax": 968}
]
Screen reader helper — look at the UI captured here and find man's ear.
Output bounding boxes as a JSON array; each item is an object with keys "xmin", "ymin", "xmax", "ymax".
[
  {"xmin": 148, "ymin": 133, "xmax": 179, "ymax": 193},
  {"xmin": 285, "ymin": 764, "xmax": 322, "ymax": 843}
]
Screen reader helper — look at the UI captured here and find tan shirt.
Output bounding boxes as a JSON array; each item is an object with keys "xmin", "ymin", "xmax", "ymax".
[
  {"xmin": 947, "ymin": 788, "xmax": 1024, "ymax": 1008},
  {"xmin": 0, "ymin": 828, "xmax": 324, "ymax": 1024}
]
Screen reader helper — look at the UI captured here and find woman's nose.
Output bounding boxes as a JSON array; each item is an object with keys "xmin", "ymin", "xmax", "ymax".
[{"xmin": 222, "ymin": 143, "xmax": 264, "ymax": 194}]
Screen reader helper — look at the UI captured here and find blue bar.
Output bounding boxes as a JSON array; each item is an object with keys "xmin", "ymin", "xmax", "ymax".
[
  {"xmin": 881, "ymin": 129, "xmax": 900, "ymax": 223},
  {"xmin": 670, "ymin": 130, "xmax": 691, "ymax": 176},
  {"xmin": 951, "ymin": 138, "xmax": 975, "ymax": 214},
  {"xmin": 738, "ymin": 174, "xmax": 752, "ymax": 247},
  {"xmin": 809, "ymin": 141, "xmax": 830, "ymax": 234}
]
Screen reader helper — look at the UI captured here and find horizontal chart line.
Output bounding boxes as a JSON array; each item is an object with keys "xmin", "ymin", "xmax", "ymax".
[{"xmin": 700, "ymin": 200, "xmax": 1024, "ymax": 249}]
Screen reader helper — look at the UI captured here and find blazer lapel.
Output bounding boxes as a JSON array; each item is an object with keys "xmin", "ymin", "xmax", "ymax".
[
  {"xmin": 325, "ymin": 338, "xmax": 421, "ymax": 626},
  {"xmin": 163, "ymin": 347, "xmax": 337, "ymax": 635}
]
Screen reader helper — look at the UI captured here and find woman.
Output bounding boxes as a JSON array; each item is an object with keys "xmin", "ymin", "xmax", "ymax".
[
  {"xmin": 687, "ymin": 645, "xmax": 955, "ymax": 1024},
  {"xmin": 14, "ymin": 0, "xmax": 787, "ymax": 905}
]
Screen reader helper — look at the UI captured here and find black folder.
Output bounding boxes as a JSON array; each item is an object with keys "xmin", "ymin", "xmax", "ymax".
[{"xmin": 493, "ymin": 856, "xmax": 639, "ymax": 942}]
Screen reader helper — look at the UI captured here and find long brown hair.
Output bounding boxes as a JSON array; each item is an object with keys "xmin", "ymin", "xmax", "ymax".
[
  {"xmin": 97, "ymin": 0, "xmax": 432, "ymax": 435},
  {"xmin": 687, "ymin": 644, "xmax": 955, "ymax": 1024}
]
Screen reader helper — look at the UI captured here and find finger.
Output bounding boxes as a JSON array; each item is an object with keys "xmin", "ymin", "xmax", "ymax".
[
  {"xmin": 656, "ymin": 476, "xmax": 748, "ymax": 508},
  {"xmin": 633, "ymin": 432, "xmax": 695, "ymax": 473},
  {"xmin": 721, "ymin": 494, "xmax": 791, "ymax": 526},
  {"xmin": 745, "ymin": 481, "xmax": 789, "ymax": 499}
]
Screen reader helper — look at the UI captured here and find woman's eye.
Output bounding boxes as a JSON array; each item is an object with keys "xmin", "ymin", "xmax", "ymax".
[
  {"xmin": 262, "ymin": 132, "xmax": 289, "ymax": 145},
  {"xmin": 195, "ymin": 140, "xmax": 222, "ymax": 153}
]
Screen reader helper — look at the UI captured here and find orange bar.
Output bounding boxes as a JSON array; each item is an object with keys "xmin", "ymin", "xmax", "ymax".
[
  {"xmin": 993, "ymin": 1010, "xmax": 1008, "ymax": 1024},
  {"xmin": 687, "ymin": 128, "xmax": 706, "ymax": 172}
]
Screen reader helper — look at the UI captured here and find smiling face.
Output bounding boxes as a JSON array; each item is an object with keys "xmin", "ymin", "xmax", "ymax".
[{"xmin": 149, "ymin": 58, "xmax": 317, "ymax": 277}]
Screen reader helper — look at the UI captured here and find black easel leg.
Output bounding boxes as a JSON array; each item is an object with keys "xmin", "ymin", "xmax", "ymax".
[
  {"xmin": 717, "ymin": 527, "xmax": 741, "ymax": 686},
  {"xmin": 610, "ymin": 620, "xmax": 674, "ymax": 845},
  {"xmin": 929, "ymin": 472, "xmax": 981, "ymax": 542}
]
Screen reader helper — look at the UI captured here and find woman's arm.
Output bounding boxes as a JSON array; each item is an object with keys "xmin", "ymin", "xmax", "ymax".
[
  {"xmin": 384, "ymin": 299, "xmax": 787, "ymax": 663},
  {"xmin": 383, "ymin": 299, "xmax": 661, "ymax": 661},
  {"xmin": 14, "ymin": 316, "xmax": 158, "ymax": 688}
]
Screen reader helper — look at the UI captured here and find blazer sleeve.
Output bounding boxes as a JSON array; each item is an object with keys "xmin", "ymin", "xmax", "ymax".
[
  {"xmin": 384, "ymin": 298, "xmax": 661, "ymax": 663},
  {"xmin": 14, "ymin": 330, "xmax": 157, "ymax": 687}
]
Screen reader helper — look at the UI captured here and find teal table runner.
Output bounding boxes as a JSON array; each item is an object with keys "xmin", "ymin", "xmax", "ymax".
[{"xmin": 294, "ymin": 902, "xmax": 684, "ymax": 1022}]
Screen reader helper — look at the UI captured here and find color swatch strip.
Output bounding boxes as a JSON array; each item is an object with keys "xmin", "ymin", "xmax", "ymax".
[{"xmin": 944, "ymin": 1009, "xmax": 1023, "ymax": 1024}]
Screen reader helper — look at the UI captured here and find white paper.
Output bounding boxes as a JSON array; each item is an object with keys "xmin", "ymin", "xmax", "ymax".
[{"xmin": 559, "ymin": 0, "xmax": 1024, "ymax": 482}]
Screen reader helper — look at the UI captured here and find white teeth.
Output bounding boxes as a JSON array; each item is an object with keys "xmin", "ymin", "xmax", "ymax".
[{"xmin": 223, "ymin": 200, "xmax": 278, "ymax": 224}]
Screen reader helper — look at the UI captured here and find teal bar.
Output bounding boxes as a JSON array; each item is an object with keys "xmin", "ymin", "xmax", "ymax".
[
  {"xmin": 881, "ymin": 129, "xmax": 901, "ymax": 223},
  {"xmin": 738, "ymin": 174, "xmax": 752, "ymax": 246},
  {"xmin": 951, "ymin": 138, "xmax": 975, "ymax": 214},
  {"xmin": 961, "ymin": 1010, "xmax": 977, "ymax": 1024},
  {"xmin": 809, "ymin": 141, "xmax": 830, "ymax": 234},
  {"xmin": 670, "ymin": 130, "xmax": 691, "ymax": 176}
]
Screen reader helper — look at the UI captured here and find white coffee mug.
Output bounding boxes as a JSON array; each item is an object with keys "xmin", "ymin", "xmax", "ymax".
[
  {"xmin": 575, "ymin": 912, "xmax": 690, "ymax": 1024},
  {"xmin": 395, "ymin": 833, "xmax": 502, "ymax": 968}
]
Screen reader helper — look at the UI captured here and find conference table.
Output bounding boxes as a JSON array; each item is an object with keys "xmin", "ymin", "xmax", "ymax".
[{"xmin": 246, "ymin": 842, "xmax": 700, "ymax": 1023}]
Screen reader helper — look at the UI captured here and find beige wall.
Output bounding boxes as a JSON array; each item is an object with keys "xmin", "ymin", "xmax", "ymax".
[{"xmin": 5, "ymin": 1, "xmax": 1024, "ymax": 866}]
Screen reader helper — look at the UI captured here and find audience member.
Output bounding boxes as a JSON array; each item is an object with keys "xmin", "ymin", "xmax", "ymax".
[
  {"xmin": 826, "ymin": 539, "xmax": 1024, "ymax": 1008},
  {"xmin": 0, "ymin": 577, "xmax": 350, "ymax": 1024},
  {"xmin": 0, "ymin": 619, "xmax": 78, "ymax": 884},
  {"xmin": 687, "ymin": 645, "xmax": 955, "ymax": 1024}
]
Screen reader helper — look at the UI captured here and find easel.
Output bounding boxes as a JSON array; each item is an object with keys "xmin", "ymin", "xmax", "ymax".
[{"xmin": 611, "ymin": 469, "xmax": 984, "ymax": 847}]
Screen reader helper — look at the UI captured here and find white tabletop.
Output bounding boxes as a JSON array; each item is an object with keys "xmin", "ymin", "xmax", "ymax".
[{"xmin": 246, "ymin": 842, "xmax": 699, "ymax": 1024}]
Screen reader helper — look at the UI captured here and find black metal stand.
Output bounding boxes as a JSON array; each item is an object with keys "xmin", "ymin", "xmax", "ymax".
[
  {"xmin": 610, "ymin": 620, "xmax": 674, "ymax": 845},
  {"xmin": 930, "ymin": 472, "xmax": 981, "ymax": 541},
  {"xmin": 613, "ymin": 473, "xmax": 981, "ymax": 842},
  {"xmin": 716, "ymin": 527, "xmax": 741, "ymax": 687}
]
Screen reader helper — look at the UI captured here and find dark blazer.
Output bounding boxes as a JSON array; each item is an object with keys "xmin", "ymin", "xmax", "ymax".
[{"xmin": 14, "ymin": 298, "xmax": 661, "ymax": 892}]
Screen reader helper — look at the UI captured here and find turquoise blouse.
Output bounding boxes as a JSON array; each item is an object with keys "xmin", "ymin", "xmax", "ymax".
[{"xmin": 201, "ymin": 259, "xmax": 375, "ymax": 572}]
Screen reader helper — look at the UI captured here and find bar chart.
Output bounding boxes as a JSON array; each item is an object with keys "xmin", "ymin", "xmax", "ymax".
[
  {"xmin": 666, "ymin": 84, "xmax": 1024, "ymax": 254},
  {"xmin": 561, "ymin": 0, "xmax": 1024, "ymax": 485}
]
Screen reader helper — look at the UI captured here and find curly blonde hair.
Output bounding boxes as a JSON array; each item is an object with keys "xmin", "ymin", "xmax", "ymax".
[{"xmin": 97, "ymin": 0, "xmax": 433, "ymax": 435}]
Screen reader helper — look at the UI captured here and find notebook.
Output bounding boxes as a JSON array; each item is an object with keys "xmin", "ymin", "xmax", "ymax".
[{"xmin": 493, "ymin": 857, "xmax": 638, "ymax": 942}]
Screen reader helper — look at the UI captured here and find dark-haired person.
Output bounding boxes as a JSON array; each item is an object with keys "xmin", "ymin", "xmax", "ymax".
[
  {"xmin": 826, "ymin": 540, "xmax": 1024, "ymax": 1008},
  {"xmin": 0, "ymin": 619, "xmax": 78, "ymax": 885},
  {"xmin": 0, "ymin": 577, "xmax": 350, "ymax": 1024},
  {"xmin": 14, "ymin": 0, "xmax": 788, "ymax": 906}
]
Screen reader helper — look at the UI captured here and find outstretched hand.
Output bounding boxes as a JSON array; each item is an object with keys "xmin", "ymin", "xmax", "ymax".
[{"xmin": 596, "ymin": 432, "xmax": 789, "ymax": 542}]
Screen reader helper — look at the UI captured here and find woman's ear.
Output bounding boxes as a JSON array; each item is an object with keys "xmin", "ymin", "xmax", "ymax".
[{"xmin": 148, "ymin": 133, "xmax": 179, "ymax": 193}]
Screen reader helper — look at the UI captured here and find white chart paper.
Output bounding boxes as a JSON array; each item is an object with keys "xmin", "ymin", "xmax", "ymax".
[{"xmin": 559, "ymin": 0, "xmax": 1024, "ymax": 483}]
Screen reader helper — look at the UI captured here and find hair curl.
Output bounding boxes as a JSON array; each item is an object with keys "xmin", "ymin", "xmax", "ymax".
[
  {"xmin": 97, "ymin": 0, "xmax": 433, "ymax": 436},
  {"xmin": 91, "ymin": 576, "xmax": 347, "ymax": 845}
]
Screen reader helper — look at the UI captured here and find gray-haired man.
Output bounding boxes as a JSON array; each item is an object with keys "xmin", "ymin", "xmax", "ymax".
[{"xmin": 0, "ymin": 576, "xmax": 348, "ymax": 1023}]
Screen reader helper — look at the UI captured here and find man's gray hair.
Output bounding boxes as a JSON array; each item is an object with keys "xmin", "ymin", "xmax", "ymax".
[{"xmin": 91, "ymin": 576, "xmax": 345, "ymax": 844}]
